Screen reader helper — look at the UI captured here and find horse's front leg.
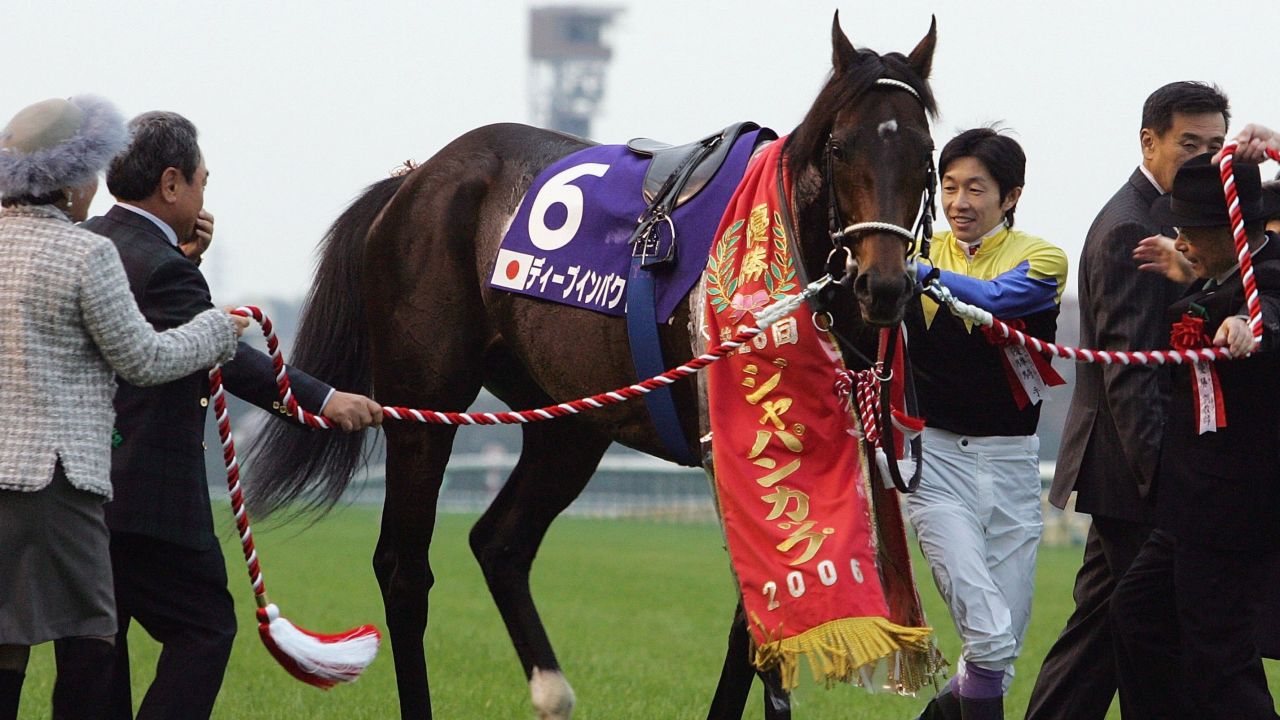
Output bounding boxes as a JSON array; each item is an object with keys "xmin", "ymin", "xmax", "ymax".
[
  {"xmin": 374, "ymin": 423, "xmax": 460, "ymax": 720},
  {"xmin": 706, "ymin": 601, "xmax": 792, "ymax": 720}
]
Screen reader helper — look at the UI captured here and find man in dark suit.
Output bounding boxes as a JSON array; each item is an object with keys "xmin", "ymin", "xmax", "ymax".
[
  {"xmin": 83, "ymin": 111, "xmax": 382, "ymax": 720},
  {"xmin": 1111, "ymin": 152, "xmax": 1280, "ymax": 719},
  {"xmin": 1027, "ymin": 82, "xmax": 1229, "ymax": 720}
]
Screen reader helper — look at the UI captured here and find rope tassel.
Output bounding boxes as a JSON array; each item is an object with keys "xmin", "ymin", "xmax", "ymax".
[
  {"xmin": 257, "ymin": 604, "xmax": 381, "ymax": 689},
  {"xmin": 890, "ymin": 408, "xmax": 926, "ymax": 438},
  {"xmin": 209, "ymin": 365, "xmax": 381, "ymax": 689}
]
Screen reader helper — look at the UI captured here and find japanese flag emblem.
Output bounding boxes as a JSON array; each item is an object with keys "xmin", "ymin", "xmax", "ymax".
[{"xmin": 490, "ymin": 249, "xmax": 535, "ymax": 290}]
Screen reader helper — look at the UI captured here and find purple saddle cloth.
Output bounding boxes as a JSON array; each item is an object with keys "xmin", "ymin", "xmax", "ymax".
[{"xmin": 489, "ymin": 128, "xmax": 767, "ymax": 320}]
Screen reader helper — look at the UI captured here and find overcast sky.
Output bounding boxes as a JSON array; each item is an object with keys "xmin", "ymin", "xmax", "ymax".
[{"xmin": 2, "ymin": 1, "xmax": 1277, "ymax": 306}]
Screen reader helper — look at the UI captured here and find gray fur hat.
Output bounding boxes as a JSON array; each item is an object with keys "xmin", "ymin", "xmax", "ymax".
[{"xmin": 0, "ymin": 95, "xmax": 129, "ymax": 198}]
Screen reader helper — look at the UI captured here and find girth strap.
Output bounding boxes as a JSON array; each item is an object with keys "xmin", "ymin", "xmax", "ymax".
[
  {"xmin": 624, "ymin": 122, "xmax": 771, "ymax": 466},
  {"xmin": 626, "ymin": 259, "xmax": 698, "ymax": 465}
]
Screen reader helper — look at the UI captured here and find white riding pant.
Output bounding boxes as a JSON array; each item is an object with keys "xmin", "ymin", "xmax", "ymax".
[{"xmin": 906, "ymin": 427, "xmax": 1043, "ymax": 689}]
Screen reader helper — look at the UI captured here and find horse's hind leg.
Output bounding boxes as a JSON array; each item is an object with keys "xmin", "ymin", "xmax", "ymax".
[
  {"xmin": 369, "ymin": 307, "xmax": 484, "ymax": 719},
  {"xmin": 469, "ymin": 417, "xmax": 611, "ymax": 720},
  {"xmin": 707, "ymin": 602, "xmax": 792, "ymax": 720},
  {"xmin": 376, "ymin": 419, "xmax": 475, "ymax": 719}
]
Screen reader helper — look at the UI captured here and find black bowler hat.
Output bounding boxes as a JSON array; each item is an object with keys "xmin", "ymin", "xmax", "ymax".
[{"xmin": 1152, "ymin": 152, "xmax": 1280, "ymax": 228}]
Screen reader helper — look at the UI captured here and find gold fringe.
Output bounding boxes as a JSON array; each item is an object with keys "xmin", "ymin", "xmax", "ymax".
[{"xmin": 751, "ymin": 615, "xmax": 945, "ymax": 692}]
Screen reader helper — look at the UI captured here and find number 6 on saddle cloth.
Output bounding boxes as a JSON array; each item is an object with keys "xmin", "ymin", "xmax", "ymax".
[{"xmin": 489, "ymin": 121, "xmax": 775, "ymax": 465}]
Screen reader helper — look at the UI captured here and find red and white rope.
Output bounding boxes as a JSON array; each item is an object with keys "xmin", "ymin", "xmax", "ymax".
[
  {"xmin": 926, "ymin": 144, "xmax": 1280, "ymax": 366},
  {"xmin": 233, "ymin": 306, "xmax": 334, "ymax": 429},
  {"xmin": 924, "ymin": 284, "xmax": 1233, "ymax": 366},
  {"xmin": 1220, "ymin": 143, "xmax": 1280, "ymax": 343},
  {"xmin": 232, "ymin": 275, "xmax": 832, "ymax": 429}
]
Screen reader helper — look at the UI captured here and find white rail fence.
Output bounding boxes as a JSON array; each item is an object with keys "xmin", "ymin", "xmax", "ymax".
[{"xmin": 337, "ymin": 453, "xmax": 1091, "ymax": 546}]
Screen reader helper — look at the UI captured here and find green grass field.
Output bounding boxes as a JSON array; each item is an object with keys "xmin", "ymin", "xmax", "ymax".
[{"xmin": 15, "ymin": 507, "xmax": 1280, "ymax": 718}]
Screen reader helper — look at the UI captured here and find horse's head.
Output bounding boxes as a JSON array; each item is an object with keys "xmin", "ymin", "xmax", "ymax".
[{"xmin": 786, "ymin": 13, "xmax": 937, "ymax": 327}]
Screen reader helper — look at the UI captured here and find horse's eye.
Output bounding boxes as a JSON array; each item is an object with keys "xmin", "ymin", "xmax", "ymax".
[{"xmin": 830, "ymin": 142, "xmax": 847, "ymax": 161}]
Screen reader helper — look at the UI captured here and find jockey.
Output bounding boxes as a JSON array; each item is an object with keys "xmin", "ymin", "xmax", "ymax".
[{"xmin": 907, "ymin": 128, "xmax": 1068, "ymax": 720}]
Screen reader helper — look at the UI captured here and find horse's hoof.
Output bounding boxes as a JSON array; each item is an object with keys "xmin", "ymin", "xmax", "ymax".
[{"xmin": 530, "ymin": 667, "xmax": 576, "ymax": 720}]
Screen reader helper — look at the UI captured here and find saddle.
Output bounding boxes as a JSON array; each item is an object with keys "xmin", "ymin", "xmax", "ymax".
[
  {"xmin": 628, "ymin": 121, "xmax": 767, "ymax": 207},
  {"xmin": 625, "ymin": 121, "xmax": 775, "ymax": 267}
]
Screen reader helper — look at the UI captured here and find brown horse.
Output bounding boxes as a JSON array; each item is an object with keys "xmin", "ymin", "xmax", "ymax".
[{"xmin": 246, "ymin": 14, "xmax": 937, "ymax": 720}]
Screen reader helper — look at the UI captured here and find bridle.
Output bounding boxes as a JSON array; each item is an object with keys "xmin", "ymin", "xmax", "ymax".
[
  {"xmin": 815, "ymin": 76, "xmax": 934, "ymax": 494},
  {"xmin": 823, "ymin": 77, "xmax": 937, "ymax": 284}
]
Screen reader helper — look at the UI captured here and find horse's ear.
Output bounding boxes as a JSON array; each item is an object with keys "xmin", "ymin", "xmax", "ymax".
[
  {"xmin": 831, "ymin": 10, "xmax": 857, "ymax": 77},
  {"xmin": 907, "ymin": 16, "xmax": 937, "ymax": 79}
]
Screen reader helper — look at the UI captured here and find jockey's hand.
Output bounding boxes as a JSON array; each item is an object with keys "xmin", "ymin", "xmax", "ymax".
[
  {"xmin": 1134, "ymin": 234, "xmax": 1194, "ymax": 284},
  {"xmin": 321, "ymin": 391, "xmax": 383, "ymax": 432},
  {"xmin": 1213, "ymin": 315, "xmax": 1255, "ymax": 358},
  {"xmin": 1213, "ymin": 124, "xmax": 1280, "ymax": 164},
  {"xmin": 181, "ymin": 209, "xmax": 215, "ymax": 265}
]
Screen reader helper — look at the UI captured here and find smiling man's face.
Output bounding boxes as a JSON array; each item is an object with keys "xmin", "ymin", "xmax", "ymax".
[{"xmin": 941, "ymin": 155, "xmax": 1019, "ymax": 243}]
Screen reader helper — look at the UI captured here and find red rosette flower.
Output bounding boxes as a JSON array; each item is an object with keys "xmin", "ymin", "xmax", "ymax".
[{"xmin": 1170, "ymin": 312, "xmax": 1208, "ymax": 351}]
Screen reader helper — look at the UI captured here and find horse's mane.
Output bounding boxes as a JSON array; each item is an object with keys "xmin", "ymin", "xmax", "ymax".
[{"xmin": 784, "ymin": 48, "xmax": 937, "ymax": 174}]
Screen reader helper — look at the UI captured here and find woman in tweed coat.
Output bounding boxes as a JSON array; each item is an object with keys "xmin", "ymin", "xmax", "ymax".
[{"xmin": 0, "ymin": 96, "xmax": 246, "ymax": 719}]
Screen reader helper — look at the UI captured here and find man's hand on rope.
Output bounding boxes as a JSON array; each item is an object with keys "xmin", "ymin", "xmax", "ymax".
[
  {"xmin": 1134, "ymin": 234, "xmax": 1195, "ymax": 284},
  {"xmin": 320, "ymin": 391, "xmax": 384, "ymax": 432},
  {"xmin": 1213, "ymin": 124, "xmax": 1280, "ymax": 164},
  {"xmin": 1214, "ymin": 315, "xmax": 1255, "ymax": 358}
]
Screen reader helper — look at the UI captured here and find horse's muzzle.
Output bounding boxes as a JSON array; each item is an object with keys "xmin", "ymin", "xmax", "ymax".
[{"xmin": 854, "ymin": 270, "xmax": 914, "ymax": 326}]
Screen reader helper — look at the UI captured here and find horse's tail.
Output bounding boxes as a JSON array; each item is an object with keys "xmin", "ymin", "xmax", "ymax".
[{"xmin": 244, "ymin": 174, "xmax": 408, "ymax": 518}]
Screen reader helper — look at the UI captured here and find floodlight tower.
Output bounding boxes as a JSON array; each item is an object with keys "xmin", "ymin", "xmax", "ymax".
[{"xmin": 529, "ymin": 5, "xmax": 622, "ymax": 138}]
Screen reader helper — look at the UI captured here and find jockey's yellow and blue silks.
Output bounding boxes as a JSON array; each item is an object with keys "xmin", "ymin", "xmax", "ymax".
[
  {"xmin": 907, "ymin": 227, "xmax": 1068, "ymax": 437},
  {"xmin": 915, "ymin": 228, "xmax": 1067, "ymax": 328}
]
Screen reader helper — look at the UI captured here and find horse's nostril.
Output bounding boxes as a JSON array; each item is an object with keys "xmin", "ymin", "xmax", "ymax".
[{"xmin": 852, "ymin": 272, "xmax": 872, "ymax": 297}]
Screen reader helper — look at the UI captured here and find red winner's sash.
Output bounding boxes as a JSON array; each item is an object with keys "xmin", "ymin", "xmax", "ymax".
[{"xmin": 704, "ymin": 138, "xmax": 940, "ymax": 691}]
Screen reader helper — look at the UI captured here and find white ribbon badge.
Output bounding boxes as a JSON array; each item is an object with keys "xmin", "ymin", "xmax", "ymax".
[
  {"xmin": 1192, "ymin": 360, "xmax": 1219, "ymax": 434},
  {"xmin": 1005, "ymin": 345, "xmax": 1051, "ymax": 407}
]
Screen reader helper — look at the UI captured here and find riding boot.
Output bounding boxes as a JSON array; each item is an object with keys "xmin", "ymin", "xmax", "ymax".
[
  {"xmin": 958, "ymin": 695, "xmax": 1003, "ymax": 720},
  {"xmin": 51, "ymin": 638, "xmax": 114, "ymax": 720},
  {"xmin": 0, "ymin": 670, "xmax": 23, "ymax": 720},
  {"xmin": 915, "ymin": 681, "xmax": 962, "ymax": 720}
]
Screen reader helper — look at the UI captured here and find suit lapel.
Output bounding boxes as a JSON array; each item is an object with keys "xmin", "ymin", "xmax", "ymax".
[
  {"xmin": 1127, "ymin": 167, "xmax": 1161, "ymax": 206},
  {"xmin": 1126, "ymin": 168, "xmax": 1176, "ymax": 236}
]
